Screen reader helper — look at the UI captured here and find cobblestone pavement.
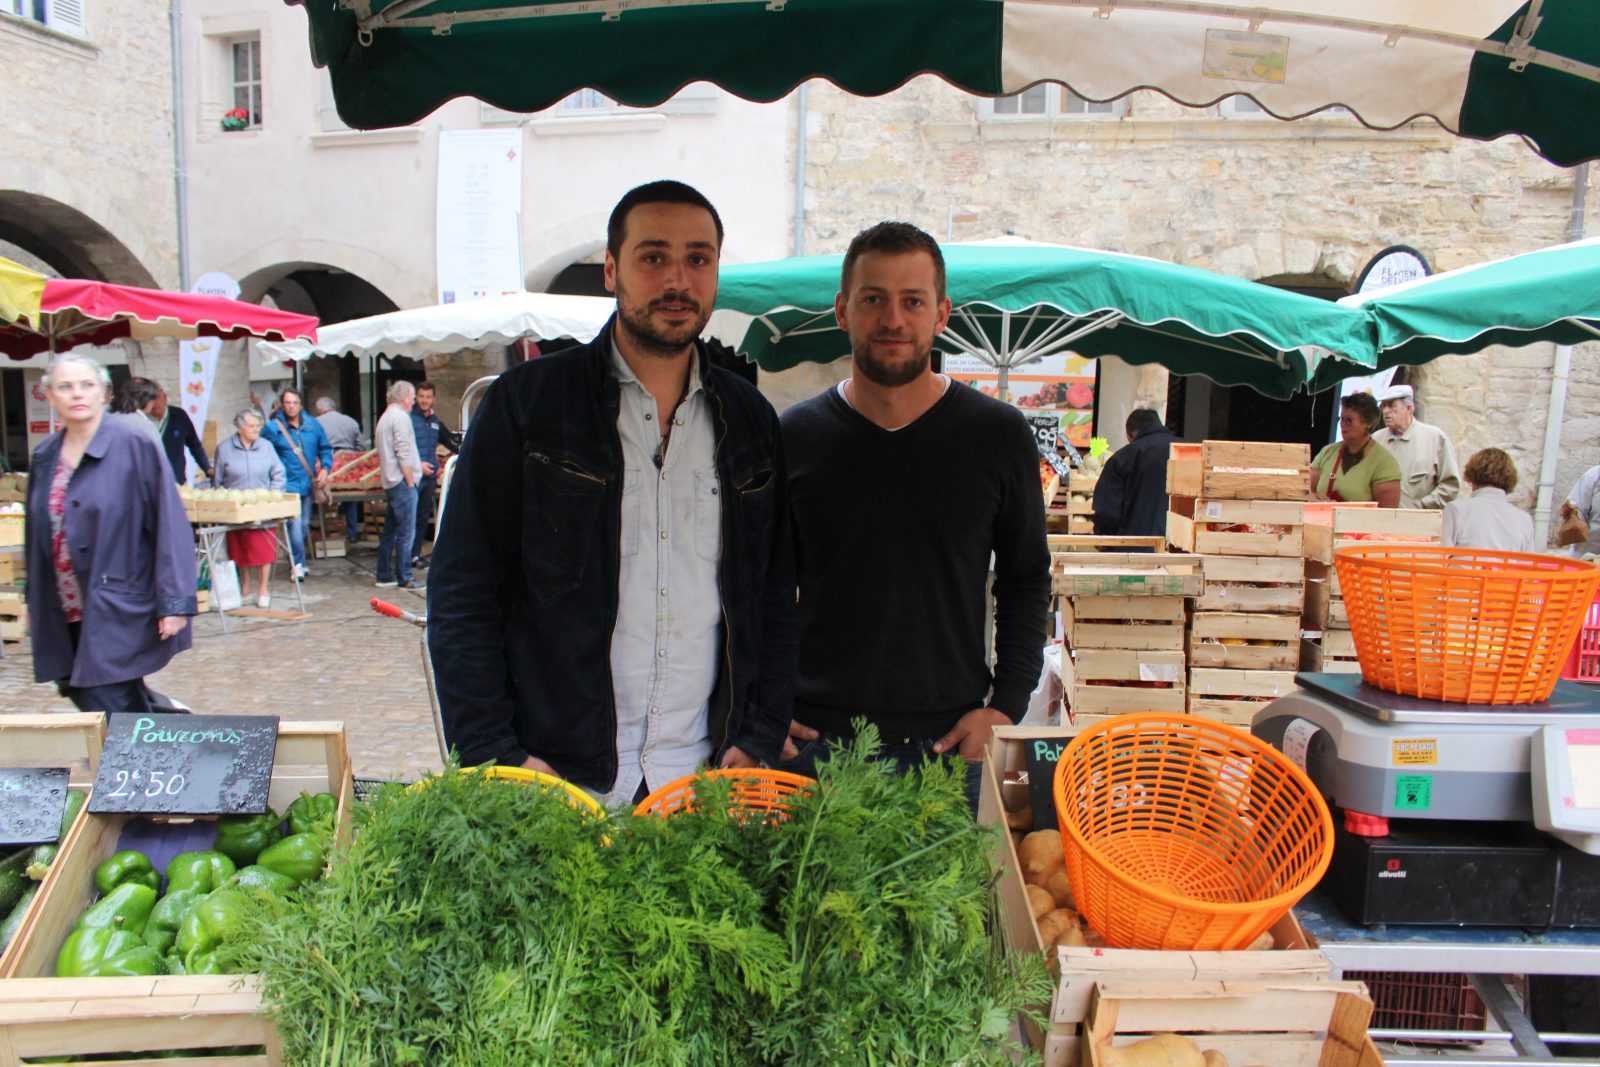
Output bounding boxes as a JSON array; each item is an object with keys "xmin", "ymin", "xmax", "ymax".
[{"xmin": 0, "ymin": 547, "xmax": 445, "ymax": 783}]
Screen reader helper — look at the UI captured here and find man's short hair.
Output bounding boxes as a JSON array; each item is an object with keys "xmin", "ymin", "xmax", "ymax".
[
  {"xmin": 315, "ymin": 397, "xmax": 337, "ymax": 414},
  {"xmin": 114, "ymin": 377, "xmax": 161, "ymax": 415},
  {"xmin": 387, "ymin": 380, "xmax": 415, "ymax": 405},
  {"xmin": 1125, "ymin": 408, "xmax": 1164, "ymax": 439},
  {"xmin": 839, "ymin": 221, "xmax": 947, "ymax": 302},
  {"xmin": 416, "ymin": 381, "xmax": 436, "ymax": 394},
  {"xmin": 606, "ymin": 180, "xmax": 724, "ymax": 260}
]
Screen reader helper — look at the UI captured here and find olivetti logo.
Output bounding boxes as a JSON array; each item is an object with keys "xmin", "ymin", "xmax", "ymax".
[{"xmin": 1378, "ymin": 858, "xmax": 1406, "ymax": 879}]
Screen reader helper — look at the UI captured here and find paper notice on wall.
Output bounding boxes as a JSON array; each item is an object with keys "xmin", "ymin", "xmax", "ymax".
[{"xmin": 437, "ymin": 129, "xmax": 525, "ymax": 305}]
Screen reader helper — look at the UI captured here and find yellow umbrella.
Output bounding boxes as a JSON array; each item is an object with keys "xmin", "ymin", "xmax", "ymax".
[{"xmin": 0, "ymin": 255, "xmax": 47, "ymax": 328}]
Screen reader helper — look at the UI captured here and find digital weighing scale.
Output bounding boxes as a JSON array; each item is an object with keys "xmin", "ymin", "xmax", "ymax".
[{"xmin": 1253, "ymin": 673, "xmax": 1600, "ymax": 927}]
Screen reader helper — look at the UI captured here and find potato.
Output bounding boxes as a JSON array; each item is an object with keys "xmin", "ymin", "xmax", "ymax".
[
  {"xmin": 1202, "ymin": 1051, "xmax": 1231, "ymax": 1067},
  {"xmin": 1034, "ymin": 907, "xmax": 1077, "ymax": 949},
  {"xmin": 1244, "ymin": 929, "xmax": 1274, "ymax": 951},
  {"xmin": 1026, "ymin": 884, "xmax": 1056, "ymax": 921},
  {"xmin": 1053, "ymin": 916, "xmax": 1087, "ymax": 948},
  {"xmin": 1042, "ymin": 868, "xmax": 1076, "ymax": 909},
  {"xmin": 1102, "ymin": 1033, "xmax": 1206, "ymax": 1067},
  {"xmin": 1018, "ymin": 830, "xmax": 1064, "ymax": 880},
  {"xmin": 1005, "ymin": 805, "xmax": 1033, "ymax": 831}
]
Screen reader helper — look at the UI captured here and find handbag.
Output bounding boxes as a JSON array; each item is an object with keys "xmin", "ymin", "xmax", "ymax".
[
  {"xmin": 210, "ymin": 559, "xmax": 243, "ymax": 612},
  {"xmin": 278, "ymin": 416, "xmax": 333, "ymax": 507}
]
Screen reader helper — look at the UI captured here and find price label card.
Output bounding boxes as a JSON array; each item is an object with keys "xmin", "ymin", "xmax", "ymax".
[
  {"xmin": 90, "ymin": 714, "xmax": 279, "ymax": 816},
  {"xmin": 0, "ymin": 767, "xmax": 70, "ymax": 848},
  {"xmin": 1024, "ymin": 737, "xmax": 1069, "ymax": 830},
  {"xmin": 1027, "ymin": 415, "xmax": 1073, "ymax": 478}
]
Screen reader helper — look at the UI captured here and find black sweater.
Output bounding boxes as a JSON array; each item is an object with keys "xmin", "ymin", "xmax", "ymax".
[{"xmin": 781, "ymin": 383, "xmax": 1051, "ymax": 740}]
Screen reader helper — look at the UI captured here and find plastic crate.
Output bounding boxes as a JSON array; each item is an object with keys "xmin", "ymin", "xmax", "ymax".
[
  {"xmin": 1344, "ymin": 970, "xmax": 1487, "ymax": 1038},
  {"xmin": 1561, "ymin": 588, "xmax": 1600, "ymax": 683}
]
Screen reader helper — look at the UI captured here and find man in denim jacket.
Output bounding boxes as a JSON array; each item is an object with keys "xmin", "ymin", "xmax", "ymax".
[{"xmin": 427, "ymin": 181, "xmax": 796, "ymax": 807}]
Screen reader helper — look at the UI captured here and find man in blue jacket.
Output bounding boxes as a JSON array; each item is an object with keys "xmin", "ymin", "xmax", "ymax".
[
  {"xmin": 428, "ymin": 180, "xmax": 796, "ymax": 808},
  {"xmin": 151, "ymin": 386, "xmax": 212, "ymax": 485},
  {"xmin": 1091, "ymin": 408, "xmax": 1180, "ymax": 539},
  {"xmin": 407, "ymin": 381, "xmax": 458, "ymax": 571},
  {"xmin": 262, "ymin": 387, "xmax": 334, "ymax": 581}
]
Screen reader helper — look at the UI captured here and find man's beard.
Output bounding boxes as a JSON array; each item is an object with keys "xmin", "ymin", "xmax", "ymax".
[
  {"xmin": 615, "ymin": 280, "xmax": 710, "ymax": 357},
  {"xmin": 853, "ymin": 335, "xmax": 933, "ymax": 388}
]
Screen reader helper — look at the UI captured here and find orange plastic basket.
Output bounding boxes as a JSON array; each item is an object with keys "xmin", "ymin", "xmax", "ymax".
[
  {"xmin": 1334, "ymin": 545, "xmax": 1600, "ymax": 705},
  {"xmin": 1052, "ymin": 713, "xmax": 1333, "ymax": 951},
  {"xmin": 633, "ymin": 768, "xmax": 813, "ymax": 820}
]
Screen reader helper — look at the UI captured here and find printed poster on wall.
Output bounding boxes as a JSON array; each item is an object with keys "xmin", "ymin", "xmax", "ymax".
[
  {"xmin": 942, "ymin": 351, "xmax": 1098, "ymax": 448},
  {"xmin": 436, "ymin": 129, "xmax": 525, "ymax": 305},
  {"xmin": 179, "ymin": 272, "xmax": 240, "ymax": 480}
]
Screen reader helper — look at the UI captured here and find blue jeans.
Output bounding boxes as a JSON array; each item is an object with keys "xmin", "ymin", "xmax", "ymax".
[
  {"xmin": 377, "ymin": 483, "xmax": 418, "ymax": 584},
  {"xmin": 286, "ymin": 490, "xmax": 315, "ymax": 567},
  {"xmin": 341, "ymin": 500, "xmax": 362, "ymax": 540},
  {"xmin": 408, "ymin": 476, "xmax": 436, "ymax": 562},
  {"xmin": 776, "ymin": 729, "xmax": 985, "ymax": 816}
]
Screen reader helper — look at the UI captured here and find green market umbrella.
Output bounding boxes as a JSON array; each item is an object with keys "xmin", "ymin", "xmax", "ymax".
[
  {"xmin": 287, "ymin": 1, "xmax": 1600, "ymax": 166},
  {"xmin": 712, "ymin": 238, "xmax": 1375, "ymax": 400},
  {"xmin": 1325, "ymin": 235, "xmax": 1600, "ymax": 387}
]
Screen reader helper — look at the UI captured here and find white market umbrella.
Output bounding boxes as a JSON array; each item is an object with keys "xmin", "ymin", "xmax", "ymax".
[{"xmin": 257, "ymin": 291, "xmax": 615, "ymax": 363}]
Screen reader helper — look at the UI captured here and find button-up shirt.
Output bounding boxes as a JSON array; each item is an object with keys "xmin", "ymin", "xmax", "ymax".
[
  {"xmin": 601, "ymin": 342, "xmax": 722, "ymax": 809},
  {"xmin": 1372, "ymin": 419, "xmax": 1461, "ymax": 509}
]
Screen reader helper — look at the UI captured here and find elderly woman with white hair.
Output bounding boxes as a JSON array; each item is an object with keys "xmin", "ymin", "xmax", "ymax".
[
  {"xmin": 24, "ymin": 353, "xmax": 197, "ymax": 714},
  {"xmin": 214, "ymin": 407, "xmax": 287, "ymax": 607},
  {"xmin": 375, "ymin": 379, "xmax": 423, "ymax": 589}
]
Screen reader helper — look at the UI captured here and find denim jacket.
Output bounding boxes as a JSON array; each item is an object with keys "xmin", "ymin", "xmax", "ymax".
[{"xmin": 426, "ymin": 319, "xmax": 797, "ymax": 791}]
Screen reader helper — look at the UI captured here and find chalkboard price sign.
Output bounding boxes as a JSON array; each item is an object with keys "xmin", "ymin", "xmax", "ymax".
[
  {"xmin": 1026, "ymin": 415, "xmax": 1073, "ymax": 479},
  {"xmin": 90, "ymin": 714, "xmax": 279, "ymax": 816},
  {"xmin": 1023, "ymin": 736, "xmax": 1070, "ymax": 831},
  {"xmin": 0, "ymin": 767, "xmax": 71, "ymax": 848}
]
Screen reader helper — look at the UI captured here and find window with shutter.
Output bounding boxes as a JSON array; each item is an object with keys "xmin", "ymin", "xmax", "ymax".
[{"xmin": 42, "ymin": 0, "xmax": 87, "ymax": 37}]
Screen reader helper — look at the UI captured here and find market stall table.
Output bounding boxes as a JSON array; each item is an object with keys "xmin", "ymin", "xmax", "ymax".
[{"xmin": 193, "ymin": 519, "xmax": 305, "ymax": 631}]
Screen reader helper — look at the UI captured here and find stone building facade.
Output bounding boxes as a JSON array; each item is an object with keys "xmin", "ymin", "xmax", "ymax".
[{"xmin": 794, "ymin": 79, "xmax": 1600, "ymax": 531}]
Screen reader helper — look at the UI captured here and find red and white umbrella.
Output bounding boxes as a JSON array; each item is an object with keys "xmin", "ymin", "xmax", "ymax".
[{"xmin": 0, "ymin": 277, "xmax": 318, "ymax": 359}]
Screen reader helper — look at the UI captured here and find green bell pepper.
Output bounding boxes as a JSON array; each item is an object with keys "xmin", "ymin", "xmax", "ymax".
[
  {"xmin": 143, "ymin": 889, "xmax": 201, "ymax": 956},
  {"xmin": 56, "ymin": 926, "xmax": 165, "ymax": 978},
  {"xmin": 212, "ymin": 808, "xmax": 282, "ymax": 867},
  {"xmin": 229, "ymin": 865, "xmax": 298, "ymax": 896},
  {"xmin": 93, "ymin": 849, "xmax": 162, "ymax": 896},
  {"xmin": 165, "ymin": 850, "xmax": 237, "ymax": 895},
  {"xmin": 176, "ymin": 887, "xmax": 248, "ymax": 974},
  {"xmin": 256, "ymin": 832, "xmax": 329, "ymax": 884},
  {"xmin": 286, "ymin": 792, "xmax": 337, "ymax": 838},
  {"xmin": 72, "ymin": 882, "xmax": 157, "ymax": 937}
]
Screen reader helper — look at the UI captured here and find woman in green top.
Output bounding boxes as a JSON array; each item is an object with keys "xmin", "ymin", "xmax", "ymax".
[{"xmin": 1311, "ymin": 392, "xmax": 1402, "ymax": 506}]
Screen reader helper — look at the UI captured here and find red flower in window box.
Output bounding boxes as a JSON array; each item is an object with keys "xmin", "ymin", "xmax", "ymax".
[{"xmin": 220, "ymin": 108, "xmax": 251, "ymax": 131}]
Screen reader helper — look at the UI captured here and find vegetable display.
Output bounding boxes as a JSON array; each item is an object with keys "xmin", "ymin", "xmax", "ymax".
[
  {"xmin": 0, "ymin": 788, "xmax": 86, "ymax": 956},
  {"xmin": 235, "ymin": 727, "xmax": 1049, "ymax": 1066}
]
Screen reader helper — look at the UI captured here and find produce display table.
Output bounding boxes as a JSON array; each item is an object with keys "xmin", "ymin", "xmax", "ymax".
[
  {"xmin": 1296, "ymin": 885, "xmax": 1600, "ymax": 1063},
  {"xmin": 194, "ymin": 520, "xmax": 305, "ymax": 632}
]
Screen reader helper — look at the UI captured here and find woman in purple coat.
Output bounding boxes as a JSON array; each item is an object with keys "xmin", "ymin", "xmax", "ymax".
[{"xmin": 25, "ymin": 354, "xmax": 197, "ymax": 714}]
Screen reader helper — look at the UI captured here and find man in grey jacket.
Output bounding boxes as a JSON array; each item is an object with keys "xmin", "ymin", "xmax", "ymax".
[
  {"xmin": 375, "ymin": 381, "xmax": 422, "ymax": 589},
  {"xmin": 316, "ymin": 397, "xmax": 367, "ymax": 542}
]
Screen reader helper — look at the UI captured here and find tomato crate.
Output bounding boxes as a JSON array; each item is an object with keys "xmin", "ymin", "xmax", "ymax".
[
  {"xmin": 1304, "ymin": 505, "xmax": 1442, "ymax": 565},
  {"xmin": 978, "ymin": 727, "xmax": 1333, "ymax": 1067},
  {"xmin": 1166, "ymin": 498, "xmax": 1305, "ymax": 557},
  {"xmin": 1166, "ymin": 441, "xmax": 1311, "ymax": 501},
  {"xmin": 1188, "ymin": 611, "xmax": 1301, "ymax": 670},
  {"xmin": 1065, "ymin": 649, "xmax": 1188, "ymax": 720},
  {"xmin": 1301, "ymin": 630, "xmax": 1361, "ymax": 674},
  {"xmin": 1063, "ymin": 596, "xmax": 1188, "ymax": 652},
  {"xmin": 0, "ymin": 716, "xmax": 104, "ymax": 977},
  {"xmin": 1081, "ymin": 979, "xmax": 1381, "ymax": 1067},
  {"xmin": 0, "ymin": 722, "xmax": 353, "ymax": 1067},
  {"xmin": 1052, "ymin": 553, "xmax": 1205, "ymax": 599},
  {"xmin": 1188, "ymin": 668, "xmax": 1301, "ymax": 725},
  {"xmin": 1194, "ymin": 554, "xmax": 1305, "ymax": 614}
]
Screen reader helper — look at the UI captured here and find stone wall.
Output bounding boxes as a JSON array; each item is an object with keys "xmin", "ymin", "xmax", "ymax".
[{"xmin": 799, "ymin": 79, "xmax": 1600, "ymax": 530}]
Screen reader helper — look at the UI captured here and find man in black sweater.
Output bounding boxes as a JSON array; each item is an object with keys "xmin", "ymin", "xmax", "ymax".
[
  {"xmin": 778, "ymin": 221, "xmax": 1050, "ymax": 809},
  {"xmin": 1091, "ymin": 408, "xmax": 1178, "ymax": 538}
]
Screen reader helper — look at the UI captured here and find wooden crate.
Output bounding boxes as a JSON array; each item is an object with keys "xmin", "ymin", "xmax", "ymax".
[
  {"xmin": 1048, "ymin": 535, "xmax": 1168, "ymax": 553},
  {"xmin": 1166, "ymin": 441, "xmax": 1311, "ymax": 501},
  {"xmin": 1052, "ymin": 553, "xmax": 1205, "ymax": 598},
  {"xmin": 1304, "ymin": 505, "xmax": 1443, "ymax": 565},
  {"xmin": 0, "ymin": 716, "xmax": 104, "ymax": 977},
  {"xmin": 1188, "ymin": 612, "xmax": 1301, "ymax": 670},
  {"xmin": 0, "ymin": 593, "xmax": 23, "ymax": 644},
  {"xmin": 1082, "ymin": 979, "xmax": 1380, "ymax": 1067},
  {"xmin": 1301, "ymin": 632, "xmax": 1361, "ymax": 674},
  {"xmin": 1166, "ymin": 498, "xmax": 1305, "ymax": 557},
  {"xmin": 978, "ymin": 728, "xmax": 1334, "ymax": 1067},
  {"xmin": 1064, "ymin": 597, "xmax": 1187, "ymax": 652},
  {"xmin": 1194, "ymin": 555, "xmax": 1305, "ymax": 614},
  {"xmin": 1188, "ymin": 668, "xmax": 1301, "ymax": 725},
  {"xmin": 188, "ymin": 497, "xmax": 301, "ymax": 526},
  {"xmin": 0, "ymin": 551, "xmax": 15, "ymax": 586},
  {"xmin": 0, "ymin": 723, "xmax": 353, "ymax": 1065},
  {"xmin": 1067, "ymin": 516, "xmax": 1095, "ymax": 534},
  {"xmin": 1066, "ymin": 649, "xmax": 1188, "ymax": 719},
  {"xmin": 0, "ymin": 519, "xmax": 20, "ymax": 549}
]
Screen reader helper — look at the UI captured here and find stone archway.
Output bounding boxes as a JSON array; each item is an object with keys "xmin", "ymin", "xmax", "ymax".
[{"xmin": 0, "ymin": 191, "xmax": 160, "ymax": 286}]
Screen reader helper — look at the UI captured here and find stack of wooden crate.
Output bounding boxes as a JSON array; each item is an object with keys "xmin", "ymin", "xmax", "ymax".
[
  {"xmin": 1165, "ymin": 441, "xmax": 1310, "ymax": 726},
  {"xmin": 1045, "ymin": 473, "xmax": 1097, "ymax": 535},
  {"xmin": 1052, "ymin": 540, "xmax": 1204, "ymax": 728},
  {"xmin": 0, "ymin": 505, "xmax": 24, "ymax": 644},
  {"xmin": 1301, "ymin": 504, "xmax": 1444, "ymax": 673}
]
